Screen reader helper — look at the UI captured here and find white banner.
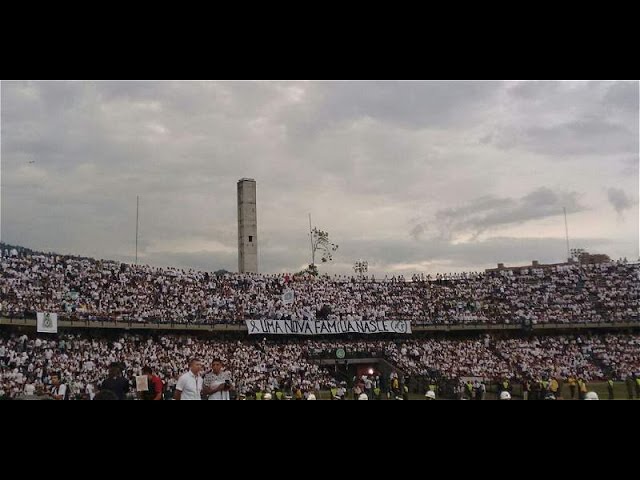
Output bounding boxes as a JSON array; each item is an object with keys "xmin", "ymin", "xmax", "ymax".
[
  {"xmin": 136, "ymin": 375, "xmax": 149, "ymax": 392},
  {"xmin": 37, "ymin": 312, "xmax": 58, "ymax": 334},
  {"xmin": 246, "ymin": 319, "xmax": 411, "ymax": 335},
  {"xmin": 282, "ymin": 289, "xmax": 295, "ymax": 305}
]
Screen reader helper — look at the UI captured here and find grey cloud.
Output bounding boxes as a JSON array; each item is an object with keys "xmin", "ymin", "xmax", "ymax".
[
  {"xmin": 435, "ymin": 196, "xmax": 514, "ymax": 222},
  {"xmin": 603, "ymin": 80, "xmax": 639, "ymax": 113},
  {"xmin": 412, "ymin": 187, "xmax": 587, "ymax": 240},
  {"xmin": 493, "ymin": 117, "xmax": 637, "ymax": 156},
  {"xmin": 607, "ymin": 187, "xmax": 633, "ymax": 215},
  {"xmin": 492, "ymin": 81, "xmax": 639, "ymax": 157},
  {"xmin": 454, "ymin": 188, "xmax": 586, "ymax": 235},
  {"xmin": 621, "ymin": 156, "xmax": 638, "ymax": 175},
  {"xmin": 97, "ymin": 80, "xmax": 167, "ymax": 101},
  {"xmin": 409, "ymin": 224, "xmax": 425, "ymax": 240},
  {"xmin": 478, "ymin": 133, "xmax": 493, "ymax": 144},
  {"xmin": 508, "ymin": 81, "xmax": 562, "ymax": 99},
  {"xmin": 279, "ymin": 81, "xmax": 504, "ymax": 141}
]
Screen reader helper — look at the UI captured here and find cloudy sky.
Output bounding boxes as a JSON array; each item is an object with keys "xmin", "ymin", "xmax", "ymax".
[{"xmin": 1, "ymin": 80, "xmax": 638, "ymax": 275}]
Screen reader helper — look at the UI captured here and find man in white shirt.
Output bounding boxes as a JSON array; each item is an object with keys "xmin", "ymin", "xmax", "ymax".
[
  {"xmin": 48, "ymin": 372, "xmax": 68, "ymax": 400},
  {"xmin": 203, "ymin": 358, "xmax": 233, "ymax": 400},
  {"xmin": 174, "ymin": 358, "xmax": 203, "ymax": 400},
  {"xmin": 86, "ymin": 383, "xmax": 96, "ymax": 400}
]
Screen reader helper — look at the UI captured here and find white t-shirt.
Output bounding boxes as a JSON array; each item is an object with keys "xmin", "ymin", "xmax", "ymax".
[
  {"xmin": 203, "ymin": 371, "xmax": 231, "ymax": 400},
  {"xmin": 176, "ymin": 371, "xmax": 202, "ymax": 400},
  {"xmin": 51, "ymin": 384, "xmax": 67, "ymax": 399},
  {"xmin": 87, "ymin": 384, "xmax": 96, "ymax": 400}
]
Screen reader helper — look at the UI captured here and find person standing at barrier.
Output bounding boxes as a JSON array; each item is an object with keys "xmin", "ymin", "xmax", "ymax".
[
  {"xmin": 500, "ymin": 378, "xmax": 511, "ymax": 396},
  {"xmin": 353, "ymin": 382, "xmax": 362, "ymax": 401},
  {"xmin": 522, "ymin": 378, "xmax": 531, "ymax": 401},
  {"xmin": 373, "ymin": 385, "xmax": 381, "ymax": 400},
  {"xmin": 531, "ymin": 377, "xmax": 540, "ymax": 401},
  {"xmin": 465, "ymin": 380, "xmax": 473, "ymax": 399},
  {"xmin": 607, "ymin": 378, "xmax": 614, "ymax": 400},
  {"xmin": 473, "ymin": 380, "xmax": 481, "ymax": 401},
  {"xmin": 567, "ymin": 375, "xmax": 577, "ymax": 400},
  {"xmin": 451, "ymin": 381, "xmax": 460, "ymax": 400},
  {"xmin": 428, "ymin": 381, "xmax": 437, "ymax": 397},
  {"xmin": 625, "ymin": 374, "xmax": 634, "ymax": 400},
  {"xmin": 338, "ymin": 384, "xmax": 346, "ymax": 400},
  {"xmin": 540, "ymin": 377, "xmax": 550, "ymax": 398},
  {"xmin": 364, "ymin": 376, "xmax": 373, "ymax": 400},
  {"xmin": 578, "ymin": 377, "xmax": 588, "ymax": 400},
  {"xmin": 550, "ymin": 377, "xmax": 559, "ymax": 399},
  {"xmin": 479, "ymin": 381, "xmax": 486, "ymax": 400},
  {"xmin": 391, "ymin": 375, "xmax": 400, "ymax": 398},
  {"xmin": 496, "ymin": 378, "xmax": 508, "ymax": 400}
]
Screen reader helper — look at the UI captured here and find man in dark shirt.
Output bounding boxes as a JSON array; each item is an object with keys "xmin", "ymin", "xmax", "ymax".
[
  {"xmin": 100, "ymin": 364, "xmax": 130, "ymax": 400},
  {"xmin": 625, "ymin": 374, "xmax": 634, "ymax": 400}
]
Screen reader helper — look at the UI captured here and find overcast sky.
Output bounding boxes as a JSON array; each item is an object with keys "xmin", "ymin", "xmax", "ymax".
[{"xmin": 1, "ymin": 80, "xmax": 638, "ymax": 275}]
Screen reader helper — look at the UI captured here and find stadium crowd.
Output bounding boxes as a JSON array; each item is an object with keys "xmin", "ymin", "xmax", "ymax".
[
  {"xmin": 1, "ymin": 331, "xmax": 638, "ymax": 400},
  {"xmin": 0, "ymin": 332, "xmax": 331, "ymax": 400},
  {"xmin": 1, "ymin": 247, "xmax": 638, "ymax": 326}
]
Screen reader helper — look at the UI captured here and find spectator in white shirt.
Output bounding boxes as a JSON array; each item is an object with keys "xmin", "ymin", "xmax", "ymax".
[
  {"xmin": 174, "ymin": 358, "xmax": 203, "ymax": 400},
  {"xmin": 203, "ymin": 358, "xmax": 233, "ymax": 400},
  {"xmin": 48, "ymin": 372, "xmax": 67, "ymax": 400}
]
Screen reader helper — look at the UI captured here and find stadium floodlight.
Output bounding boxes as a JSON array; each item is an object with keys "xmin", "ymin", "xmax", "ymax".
[
  {"xmin": 353, "ymin": 259, "xmax": 368, "ymax": 278},
  {"xmin": 570, "ymin": 248, "xmax": 585, "ymax": 261}
]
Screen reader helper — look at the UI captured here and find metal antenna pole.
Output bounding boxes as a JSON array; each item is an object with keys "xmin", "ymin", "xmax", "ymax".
[
  {"xmin": 309, "ymin": 213, "xmax": 314, "ymax": 266},
  {"xmin": 563, "ymin": 207, "xmax": 570, "ymax": 261},
  {"xmin": 136, "ymin": 196, "xmax": 139, "ymax": 265}
]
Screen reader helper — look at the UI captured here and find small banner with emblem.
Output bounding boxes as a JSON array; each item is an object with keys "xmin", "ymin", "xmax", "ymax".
[
  {"xmin": 282, "ymin": 289, "xmax": 295, "ymax": 305},
  {"xmin": 37, "ymin": 312, "xmax": 58, "ymax": 334}
]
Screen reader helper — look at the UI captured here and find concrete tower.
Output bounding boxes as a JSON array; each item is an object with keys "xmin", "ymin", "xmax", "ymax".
[{"xmin": 237, "ymin": 178, "xmax": 258, "ymax": 273}]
